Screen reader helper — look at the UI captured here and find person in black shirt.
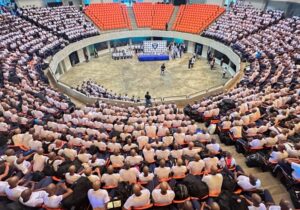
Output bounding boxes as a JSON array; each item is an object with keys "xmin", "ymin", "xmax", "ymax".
[
  {"xmin": 145, "ymin": 92, "xmax": 152, "ymax": 107},
  {"xmin": 161, "ymin": 64, "xmax": 166, "ymax": 75}
]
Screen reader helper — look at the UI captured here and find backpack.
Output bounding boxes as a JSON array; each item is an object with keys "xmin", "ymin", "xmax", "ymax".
[
  {"xmin": 215, "ymin": 190, "xmax": 231, "ymax": 210},
  {"xmin": 289, "ymin": 186, "xmax": 300, "ymax": 208},
  {"xmin": 183, "ymin": 174, "xmax": 208, "ymax": 198},
  {"xmin": 43, "ymin": 159, "xmax": 56, "ymax": 176},
  {"xmin": 245, "ymin": 152, "xmax": 265, "ymax": 168},
  {"xmin": 174, "ymin": 183, "xmax": 189, "ymax": 200},
  {"xmin": 221, "ymin": 172, "xmax": 236, "ymax": 192},
  {"xmin": 115, "ymin": 182, "xmax": 133, "ymax": 204}
]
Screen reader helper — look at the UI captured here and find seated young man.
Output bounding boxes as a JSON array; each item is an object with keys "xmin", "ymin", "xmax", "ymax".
[
  {"xmin": 152, "ymin": 182, "xmax": 175, "ymax": 205},
  {"xmin": 123, "ymin": 184, "xmax": 151, "ymax": 210},
  {"xmin": 202, "ymin": 166, "xmax": 223, "ymax": 197}
]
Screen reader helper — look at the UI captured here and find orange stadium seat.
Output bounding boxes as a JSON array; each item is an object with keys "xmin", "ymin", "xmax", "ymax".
[
  {"xmin": 133, "ymin": 3, "xmax": 174, "ymax": 30},
  {"xmin": 84, "ymin": 3, "xmax": 131, "ymax": 31},
  {"xmin": 172, "ymin": 4, "xmax": 225, "ymax": 34}
]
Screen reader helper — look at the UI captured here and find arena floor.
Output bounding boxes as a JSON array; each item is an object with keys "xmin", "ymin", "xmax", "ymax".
[{"xmin": 59, "ymin": 53, "xmax": 229, "ymax": 99}]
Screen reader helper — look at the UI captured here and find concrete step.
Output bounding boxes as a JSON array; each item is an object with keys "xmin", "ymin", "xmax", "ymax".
[
  {"xmin": 168, "ymin": 6, "xmax": 179, "ymax": 30},
  {"xmin": 127, "ymin": 7, "xmax": 138, "ymax": 29}
]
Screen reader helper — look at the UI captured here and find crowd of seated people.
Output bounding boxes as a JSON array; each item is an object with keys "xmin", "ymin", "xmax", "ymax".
[
  {"xmin": 76, "ymin": 80, "xmax": 141, "ymax": 102},
  {"xmin": 18, "ymin": 6, "xmax": 99, "ymax": 43},
  {"xmin": 188, "ymin": 5, "xmax": 300, "ymax": 208},
  {"xmin": 0, "ymin": 12, "xmax": 67, "ymax": 58},
  {"xmin": 0, "ymin": 2, "xmax": 299, "ymax": 210},
  {"xmin": 203, "ymin": 3, "xmax": 284, "ymax": 45},
  {"xmin": 0, "ymin": 99, "xmax": 292, "ymax": 210}
]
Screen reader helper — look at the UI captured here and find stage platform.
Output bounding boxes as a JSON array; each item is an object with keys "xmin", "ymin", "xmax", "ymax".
[{"xmin": 138, "ymin": 54, "xmax": 169, "ymax": 61}]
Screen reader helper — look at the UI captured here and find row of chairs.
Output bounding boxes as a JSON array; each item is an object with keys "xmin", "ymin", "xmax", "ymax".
[
  {"xmin": 84, "ymin": 3, "xmax": 131, "ymax": 30},
  {"xmin": 133, "ymin": 3, "xmax": 174, "ymax": 30},
  {"xmin": 172, "ymin": 4, "xmax": 225, "ymax": 34}
]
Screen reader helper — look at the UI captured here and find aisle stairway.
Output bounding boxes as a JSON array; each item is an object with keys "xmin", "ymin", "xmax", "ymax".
[
  {"xmin": 168, "ymin": 6, "xmax": 179, "ymax": 30},
  {"xmin": 197, "ymin": 123, "xmax": 294, "ymax": 207},
  {"xmin": 127, "ymin": 7, "xmax": 138, "ymax": 30}
]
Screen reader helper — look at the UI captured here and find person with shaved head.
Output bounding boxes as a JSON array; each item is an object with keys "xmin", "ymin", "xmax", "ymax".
[
  {"xmin": 152, "ymin": 181, "xmax": 175, "ymax": 204},
  {"xmin": 88, "ymin": 180, "xmax": 110, "ymax": 210},
  {"xmin": 101, "ymin": 165, "xmax": 120, "ymax": 188},
  {"xmin": 43, "ymin": 183, "xmax": 73, "ymax": 209},
  {"xmin": 202, "ymin": 166, "xmax": 223, "ymax": 197},
  {"xmin": 123, "ymin": 184, "xmax": 150, "ymax": 210}
]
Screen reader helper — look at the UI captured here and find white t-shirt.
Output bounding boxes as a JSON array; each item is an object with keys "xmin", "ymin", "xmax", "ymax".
[
  {"xmin": 172, "ymin": 165, "xmax": 187, "ymax": 176},
  {"xmin": 188, "ymin": 160, "xmax": 205, "ymax": 174},
  {"xmin": 33, "ymin": 154, "xmax": 49, "ymax": 172},
  {"xmin": 65, "ymin": 173, "xmax": 81, "ymax": 185},
  {"xmin": 154, "ymin": 167, "xmax": 171, "ymax": 179},
  {"xmin": 14, "ymin": 160, "xmax": 31, "ymax": 174},
  {"xmin": 43, "ymin": 194, "xmax": 63, "ymax": 208},
  {"xmin": 125, "ymin": 155, "xmax": 143, "ymax": 166},
  {"xmin": 0, "ymin": 181, "xmax": 8, "ymax": 194},
  {"xmin": 248, "ymin": 203, "xmax": 267, "ymax": 210},
  {"xmin": 143, "ymin": 148, "xmax": 155, "ymax": 163},
  {"xmin": 123, "ymin": 189, "xmax": 150, "ymax": 209},
  {"xmin": 110, "ymin": 155, "xmax": 125, "ymax": 167},
  {"xmin": 120, "ymin": 168, "xmax": 140, "ymax": 184},
  {"xmin": 88, "ymin": 189, "xmax": 110, "ymax": 209},
  {"xmin": 138, "ymin": 173, "xmax": 154, "ymax": 182},
  {"xmin": 20, "ymin": 190, "xmax": 47, "ymax": 207},
  {"xmin": 237, "ymin": 175, "xmax": 261, "ymax": 191},
  {"xmin": 202, "ymin": 174, "xmax": 223, "ymax": 195},
  {"xmin": 101, "ymin": 173, "xmax": 120, "ymax": 187},
  {"xmin": 5, "ymin": 185, "xmax": 28, "ymax": 201},
  {"xmin": 152, "ymin": 189, "xmax": 175, "ymax": 204}
]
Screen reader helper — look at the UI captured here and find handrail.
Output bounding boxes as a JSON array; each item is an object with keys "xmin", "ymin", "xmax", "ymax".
[{"xmin": 162, "ymin": 95, "xmax": 188, "ymax": 101}]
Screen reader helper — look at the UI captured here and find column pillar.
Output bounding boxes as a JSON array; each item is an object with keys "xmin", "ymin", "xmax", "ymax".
[
  {"xmin": 187, "ymin": 41, "xmax": 195, "ymax": 53},
  {"xmin": 63, "ymin": 57, "xmax": 72, "ymax": 71},
  {"xmin": 201, "ymin": 45, "xmax": 208, "ymax": 58},
  {"xmin": 107, "ymin": 41, "xmax": 111, "ymax": 52},
  {"xmin": 77, "ymin": 49, "xmax": 85, "ymax": 63}
]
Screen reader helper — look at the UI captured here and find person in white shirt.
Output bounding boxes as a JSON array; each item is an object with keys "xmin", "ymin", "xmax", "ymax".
[
  {"xmin": 101, "ymin": 165, "xmax": 121, "ymax": 187},
  {"xmin": 88, "ymin": 180, "xmax": 110, "ymax": 210},
  {"xmin": 14, "ymin": 157, "xmax": 31, "ymax": 175},
  {"xmin": 152, "ymin": 182, "xmax": 175, "ymax": 204},
  {"xmin": 154, "ymin": 160, "xmax": 171, "ymax": 180},
  {"xmin": 236, "ymin": 174, "xmax": 261, "ymax": 191},
  {"xmin": 5, "ymin": 176, "xmax": 28, "ymax": 201},
  {"xmin": 269, "ymin": 199, "xmax": 292, "ymax": 210},
  {"xmin": 203, "ymin": 153, "xmax": 220, "ymax": 172},
  {"xmin": 123, "ymin": 184, "xmax": 151, "ymax": 210},
  {"xmin": 206, "ymin": 139, "xmax": 221, "ymax": 154},
  {"xmin": 43, "ymin": 183, "xmax": 73, "ymax": 209},
  {"xmin": 172, "ymin": 159, "xmax": 187, "ymax": 177},
  {"xmin": 83, "ymin": 167, "xmax": 101, "ymax": 183},
  {"xmin": 125, "ymin": 149, "xmax": 143, "ymax": 166},
  {"xmin": 156, "ymin": 145, "xmax": 170, "ymax": 161},
  {"xmin": 65, "ymin": 165, "xmax": 81, "ymax": 185},
  {"xmin": 202, "ymin": 167, "xmax": 223, "ymax": 196},
  {"xmin": 243, "ymin": 193, "xmax": 267, "ymax": 210},
  {"xmin": 138, "ymin": 166, "xmax": 154, "ymax": 184},
  {"xmin": 110, "ymin": 150, "xmax": 125, "ymax": 168},
  {"xmin": 187, "ymin": 154, "xmax": 205, "ymax": 175},
  {"xmin": 32, "ymin": 148, "xmax": 48, "ymax": 172},
  {"xmin": 19, "ymin": 188, "xmax": 47, "ymax": 208},
  {"xmin": 268, "ymin": 145, "xmax": 288, "ymax": 163},
  {"xmin": 119, "ymin": 162, "xmax": 140, "ymax": 184}
]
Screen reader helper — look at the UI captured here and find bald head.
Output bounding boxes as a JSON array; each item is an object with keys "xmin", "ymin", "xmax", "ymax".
[
  {"xmin": 8, "ymin": 176, "xmax": 19, "ymax": 188},
  {"xmin": 133, "ymin": 184, "xmax": 142, "ymax": 196},
  {"xmin": 279, "ymin": 199, "xmax": 291, "ymax": 210},
  {"xmin": 20, "ymin": 189, "xmax": 32, "ymax": 203},
  {"xmin": 160, "ymin": 182, "xmax": 168, "ymax": 194},
  {"xmin": 92, "ymin": 180, "xmax": 101, "ymax": 191}
]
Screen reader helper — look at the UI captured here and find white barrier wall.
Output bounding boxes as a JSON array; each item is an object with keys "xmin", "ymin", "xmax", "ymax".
[
  {"xmin": 15, "ymin": 0, "xmax": 45, "ymax": 7},
  {"xmin": 205, "ymin": 0, "xmax": 225, "ymax": 6}
]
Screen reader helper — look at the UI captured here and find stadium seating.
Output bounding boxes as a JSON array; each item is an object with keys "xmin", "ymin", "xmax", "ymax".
[
  {"xmin": 1, "ymin": 2, "xmax": 300, "ymax": 209},
  {"xmin": 172, "ymin": 4, "xmax": 225, "ymax": 34},
  {"xmin": 133, "ymin": 3, "xmax": 174, "ymax": 30},
  {"xmin": 84, "ymin": 3, "xmax": 131, "ymax": 30},
  {"xmin": 18, "ymin": 6, "xmax": 99, "ymax": 43}
]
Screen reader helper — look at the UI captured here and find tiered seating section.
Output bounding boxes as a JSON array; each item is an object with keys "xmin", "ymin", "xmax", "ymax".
[
  {"xmin": 1, "ymin": 3, "xmax": 300, "ymax": 209},
  {"xmin": 84, "ymin": 3, "xmax": 131, "ymax": 31},
  {"xmin": 133, "ymin": 3, "xmax": 174, "ymax": 30},
  {"xmin": 172, "ymin": 4, "xmax": 225, "ymax": 34},
  {"xmin": 18, "ymin": 6, "xmax": 99, "ymax": 43}
]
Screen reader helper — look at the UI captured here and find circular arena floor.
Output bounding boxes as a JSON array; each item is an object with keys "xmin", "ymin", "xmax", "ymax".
[{"xmin": 59, "ymin": 53, "xmax": 229, "ymax": 99}]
